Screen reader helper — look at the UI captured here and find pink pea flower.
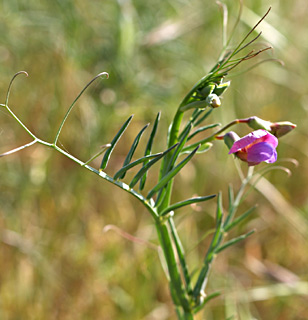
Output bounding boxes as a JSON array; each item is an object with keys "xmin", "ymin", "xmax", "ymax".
[{"xmin": 228, "ymin": 129, "xmax": 278, "ymax": 166}]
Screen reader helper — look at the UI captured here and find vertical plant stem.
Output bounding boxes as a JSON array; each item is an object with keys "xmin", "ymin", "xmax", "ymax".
[
  {"xmin": 155, "ymin": 99, "xmax": 195, "ymax": 318},
  {"xmin": 168, "ymin": 217, "xmax": 193, "ymax": 294},
  {"xmin": 224, "ymin": 166, "xmax": 254, "ymax": 226},
  {"xmin": 155, "ymin": 221, "xmax": 191, "ymax": 312},
  {"xmin": 157, "ymin": 109, "xmax": 185, "ymax": 211}
]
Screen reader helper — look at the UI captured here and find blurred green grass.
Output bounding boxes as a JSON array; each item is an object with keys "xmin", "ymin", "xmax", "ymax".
[{"xmin": 0, "ymin": 0, "xmax": 308, "ymax": 319}]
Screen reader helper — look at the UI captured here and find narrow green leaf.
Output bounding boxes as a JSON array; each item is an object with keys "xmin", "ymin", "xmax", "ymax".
[
  {"xmin": 215, "ymin": 192, "xmax": 223, "ymax": 227},
  {"xmin": 187, "ymin": 124, "xmax": 220, "ymax": 141},
  {"xmin": 193, "ymin": 193, "xmax": 224, "ymax": 297},
  {"xmin": 129, "ymin": 143, "xmax": 178, "ymax": 189},
  {"xmin": 113, "ymin": 153, "xmax": 162, "ymax": 180},
  {"xmin": 82, "ymin": 144, "xmax": 111, "ymax": 167},
  {"xmin": 161, "ymin": 195, "xmax": 216, "ymax": 216},
  {"xmin": 146, "ymin": 145, "xmax": 199, "ymax": 200},
  {"xmin": 179, "ymin": 100, "xmax": 209, "ymax": 112},
  {"xmin": 228, "ymin": 184, "xmax": 234, "ymax": 213},
  {"xmin": 193, "ymin": 291, "xmax": 221, "ymax": 314},
  {"xmin": 163, "ymin": 123, "xmax": 192, "ymax": 176},
  {"xmin": 154, "ymin": 186, "xmax": 168, "ymax": 208},
  {"xmin": 215, "ymin": 229, "xmax": 255, "ymax": 254},
  {"xmin": 181, "ymin": 142, "xmax": 212, "ymax": 154},
  {"xmin": 168, "ymin": 218, "xmax": 193, "ymax": 294},
  {"xmin": 224, "ymin": 206, "xmax": 257, "ymax": 232},
  {"xmin": 193, "ymin": 264, "xmax": 210, "ymax": 299},
  {"xmin": 100, "ymin": 115, "xmax": 133, "ymax": 170},
  {"xmin": 156, "ymin": 123, "xmax": 192, "ymax": 206},
  {"xmin": 208, "ymin": 192, "xmax": 224, "ymax": 254},
  {"xmin": 177, "ymin": 109, "xmax": 204, "ymax": 142},
  {"xmin": 140, "ymin": 112, "xmax": 161, "ymax": 190},
  {"xmin": 119, "ymin": 123, "xmax": 149, "ymax": 179},
  {"xmin": 156, "ymin": 222, "xmax": 190, "ymax": 309},
  {"xmin": 194, "ymin": 109, "xmax": 213, "ymax": 126}
]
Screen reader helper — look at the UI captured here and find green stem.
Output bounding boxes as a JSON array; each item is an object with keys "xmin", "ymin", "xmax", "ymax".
[
  {"xmin": 155, "ymin": 221, "xmax": 191, "ymax": 313},
  {"xmin": 176, "ymin": 307, "xmax": 194, "ymax": 320},
  {"xmin": 168, "ymin": 110, "xmax": 185, "ymax": 148},
  {"xmin": 155, "ymin": 94, "xmax": 196, "ymax": 318},
  {"xmin": 181, "ymin": 118, "xmax": 247, "ymax": 153},
  {"xmin": 4, "ymin": 104, "xmax": 37, "ymax": 140},
  {"xmin": 224, "ymin": 166, "xmax": 254, "ymax": 227},
  {"xmin": 168, "ymin": 218, "xmax": 193, "ymax": 294},
  {"xmin": 23, "ymin": 138, "xmax": 160, "ymax": 221}
]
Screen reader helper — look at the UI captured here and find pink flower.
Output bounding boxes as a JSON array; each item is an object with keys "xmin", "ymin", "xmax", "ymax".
[{"xmin": 228, "ymin": 129, "xmax": 278, "ymax": 166}]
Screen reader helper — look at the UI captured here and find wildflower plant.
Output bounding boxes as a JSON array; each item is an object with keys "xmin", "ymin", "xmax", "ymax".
[{"xmin": 0, "ymin": 5, "xmax": 296, "ymax": 320}]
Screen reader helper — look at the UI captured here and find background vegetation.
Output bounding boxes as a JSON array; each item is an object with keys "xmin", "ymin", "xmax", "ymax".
[{"xmin": 0, "ymin": 0, "xmax": 307, "ymax": 319}]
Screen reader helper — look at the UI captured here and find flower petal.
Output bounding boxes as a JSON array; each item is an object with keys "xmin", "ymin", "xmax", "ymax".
[
  {"xmin": 229, "ymin": 129, "xmax": 268, "ymax": 154},
  {"xmin": 260, "ymin": 131, "xmax": 278, "ymax": 148},
  {"xmin": 265, "ymin": 150, "xmax": 277, "ymax": 163},
  {"xmin": 246, "ymin": 142, "xmax": 276, "ymax": 163}
]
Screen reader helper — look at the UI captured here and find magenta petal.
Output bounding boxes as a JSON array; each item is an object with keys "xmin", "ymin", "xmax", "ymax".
[
  {"xmin": 261, "ymin": 132, "xmax": 278, "ymax": 148},
  {"xmin": 229, "ymin": 129, "xmax": 268, "ymax": 154},
  {"xmin": 246, "ymin": 142, "xmax": 275, "ymax": 163},
  {"xmin": 265, "ymin": 150, "xmax": 277, "ymax": 163}
]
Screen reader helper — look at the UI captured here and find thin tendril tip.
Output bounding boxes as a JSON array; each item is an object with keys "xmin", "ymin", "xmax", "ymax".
[{"xmin": 5, "ymin": 71, "xmax": 29, "ymax": 107}]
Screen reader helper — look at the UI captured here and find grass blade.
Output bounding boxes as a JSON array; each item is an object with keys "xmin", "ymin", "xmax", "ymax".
[
  {"xmin": 146, "ymin": 145, "xmax": 199, "ymax": 199},
  {"xmin": 100, "ymin": 115, "xmax": 133, "ymax": 170}
]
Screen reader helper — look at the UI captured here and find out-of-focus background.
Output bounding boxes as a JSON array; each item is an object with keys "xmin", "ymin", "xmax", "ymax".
[{"xmin": 0, "ymin": 0, "xmax": 307, "ymax": 319}]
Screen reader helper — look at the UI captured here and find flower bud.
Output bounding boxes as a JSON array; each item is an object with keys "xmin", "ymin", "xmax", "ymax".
[
  {"xmin": 213, "ymin": 81, "xmax": 230, "ymax": 96},
  {"xmin": 245, "ymin": 116, "xmax": 296, "ymax": 138},
  {"xmin": 224, "ymin": 131, "xmax": 240, "ymax": 150},
  {"xmin": 200, "ymin": 83, "xmax": 216, "ymax": 97},
  {"xmin": 206, "ymin": 93, "xmax": 221, "ymax": 108},
  {"xmin": 246, "ymin": 116, "xmax": 272, "ymax": 131},
  {"xmin": 270, "ymin": 121, "xmax": 297, "ymax": 138}
]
